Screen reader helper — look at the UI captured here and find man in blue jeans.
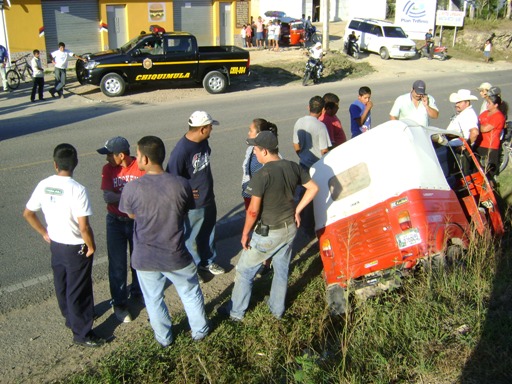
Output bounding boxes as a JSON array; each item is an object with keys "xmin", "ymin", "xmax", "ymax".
[
  {"xmin": 97, "ymin": 137, "xmax": 145, "ymax": 323},
  {"xmin": 120, "ymin": 136, "xmax": 209, "ymax": 347},
  {"xmin": 224, "ymin": 131, "xmax": 319, "ymax": 321},
  {"xmin": 166, "ymin": 111, "xmax": 225, "ymax": 279}
]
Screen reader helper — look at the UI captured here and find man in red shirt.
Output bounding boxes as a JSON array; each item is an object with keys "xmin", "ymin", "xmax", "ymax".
[
  {"xmin": 97, "ymin": 137, "xmax": 145, "ymax": 323},
  {"xmin": 319, "ymin": 92, "xmax": 346, "ymax": 149}
]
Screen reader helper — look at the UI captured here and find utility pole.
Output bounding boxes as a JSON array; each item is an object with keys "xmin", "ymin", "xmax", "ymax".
[{"xmin": 322, "ymin": 0, "xmax": 329, "ymax": 50}]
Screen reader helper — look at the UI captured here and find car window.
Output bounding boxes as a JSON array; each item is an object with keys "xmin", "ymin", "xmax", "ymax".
[
  {"xmin": 369, "ymin": 25, "xmax": 383, "ymax": 36},
  {"xmin": 383, "ymin": 26, "xmax": 408, "ymax": 38},
  {"xmin": 136, "ymin": 36, "xmax": 164, "ymax": 55},
  {"xmin": 166, "ymin": 37, "xmax": 193, "ymax": 54}
]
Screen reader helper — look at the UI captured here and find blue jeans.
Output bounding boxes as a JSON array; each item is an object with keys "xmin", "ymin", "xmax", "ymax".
[
  {"xmin": 106, "ymin": 213, "xmax": 140, "ymax": 307},
  {"xmin": 230, "ymin": 222, "xmax": 297, "ymax": 320},
  {"xmin": 184, "ymin": 203, "xmax": 217, "ymax": 267},
  {"xmin": 137, "ymin": 263, "xmax": 209, "ymax": 346}
]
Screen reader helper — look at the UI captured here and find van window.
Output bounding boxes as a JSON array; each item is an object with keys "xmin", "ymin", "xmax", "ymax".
[
  {"xmin": 383, "ymin": 26, "xmax": 408, "ymax": 38},
  {"xmin": 328, "ymin": 162, "xmax": 371, "ymax": 201},
  {"xmin": 348, "ymin": 20, "xmax": 361, "ymax": 30},
  {"xmin": 369, "ymin": 25, "xmax": 383, "ymax": 36},
  {"xmin": 359, "ymin": 22, "xmax": 373, "ymax": 33}
]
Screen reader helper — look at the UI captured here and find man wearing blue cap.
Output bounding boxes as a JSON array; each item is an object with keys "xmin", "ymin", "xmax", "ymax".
[
  {"xmin": 390, "ymin": 80, "xmax": 439, "ymax": 127},
  {"xmin": 97, "ymin": 136, "xmax": 145, "ymax": 323}
]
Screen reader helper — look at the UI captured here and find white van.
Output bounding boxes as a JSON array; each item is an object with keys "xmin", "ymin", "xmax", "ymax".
[{"xmin": 344, "ymin": 18, "xmax": 417, "ymax": 60}]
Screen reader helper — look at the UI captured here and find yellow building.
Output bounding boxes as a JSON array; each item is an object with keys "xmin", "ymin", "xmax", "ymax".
[{"xmin": 2, "ymin": 0, "xmax": 248, "ymax": 63}]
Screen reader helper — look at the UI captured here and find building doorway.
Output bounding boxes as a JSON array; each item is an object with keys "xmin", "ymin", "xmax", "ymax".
[
  {"xmin": 107, "ymin": 5, "xmax": 127, "ymax": 49},
  {"xmin": 219, "ymin": 2, "xmax": 232, "ymax": 45},
  {"xmin": 313, "ymin": 0, "xmax": 321, "ymax": 22}
]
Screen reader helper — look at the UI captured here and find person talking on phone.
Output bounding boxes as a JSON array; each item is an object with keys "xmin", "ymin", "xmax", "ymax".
[
  {"xmin": 221, "ymin": 131, "xmax": 318, "ymax": 322},
  {"xmin": 390, "ymin": 80, "xmax": 439, "ymax": 127}
]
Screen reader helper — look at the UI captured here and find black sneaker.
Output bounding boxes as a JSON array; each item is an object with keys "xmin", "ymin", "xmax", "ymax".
[
  {"xmin": 49, "ymin": 89, "xmax": 56, "ymax": 98},
  {"xmin": 73, "ymin": 331, "xmax": 106, "ymax": 348}
]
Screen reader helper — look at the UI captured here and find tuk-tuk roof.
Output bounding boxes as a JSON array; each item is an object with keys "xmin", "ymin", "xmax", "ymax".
[{"xmin": 311, "ymin": 120, "xmax": 458, "ymax": 229}]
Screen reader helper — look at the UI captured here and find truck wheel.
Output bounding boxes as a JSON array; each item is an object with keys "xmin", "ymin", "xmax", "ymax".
[
  {"xmin": 203, "ymin": 71, "xmax": 227, "ymax": 94},
  {"xmin": 100, "ymin": 73, "xmax": 126, "ymax": 97},
  {"xmin": 379, "ymin": 47, "xmax": 390, "ymax": 60},
  {"xmin": 326, "ymin": 284, "xmax": 348, "ymax": 315}
]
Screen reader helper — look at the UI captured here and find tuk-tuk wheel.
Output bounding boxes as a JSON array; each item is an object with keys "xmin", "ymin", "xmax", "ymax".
[{"xmin": 326, "ymin": 284, "xmax": 347, "ymax": 315}]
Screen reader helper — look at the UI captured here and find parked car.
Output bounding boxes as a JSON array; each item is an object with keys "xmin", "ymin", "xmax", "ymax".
[
  {"xmin": 76, "ymin": 29, "xmax": 250, "ymax": 96},
  {"xmin": 343, "ymin": 18, "xmax": 417, "ymax": 60},
  {"xmin": 310, "ymin": 120, "xmax": 504, "ymax": 314}
]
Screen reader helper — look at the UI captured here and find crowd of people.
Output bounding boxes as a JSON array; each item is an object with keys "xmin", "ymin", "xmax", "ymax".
[
  {"xmin": 21, "ymin": 76, "xmax": 507, "ymax": 348},
  {"xmin": 240, "ymin": 14, "xmax": 315, "ymax": 50}
]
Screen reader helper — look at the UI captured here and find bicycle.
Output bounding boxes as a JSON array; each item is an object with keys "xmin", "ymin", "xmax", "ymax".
[{"xmin": 6, "ymin": 53, "xmax": 33, "ymax": 90}]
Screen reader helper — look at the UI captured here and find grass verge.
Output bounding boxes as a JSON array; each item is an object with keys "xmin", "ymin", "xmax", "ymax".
[
  {"xmin": 65, "ymin": 203, "xmax": 512, "ymax": 383},
  {"xmin": 246, "ymin": 50, "xmax": 375, "ymax": 87}
]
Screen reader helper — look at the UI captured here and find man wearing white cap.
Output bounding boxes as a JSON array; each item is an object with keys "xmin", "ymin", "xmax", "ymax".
[
  {"xmin": 477, "ymin": 82, "xmax": 492, "ymax": 114},
  {"xmin": 166, "ymin": 111, "xmax": 225, "ymax": 279},
  {"xmin": 447, "ymin": 89, "xmax": 479, "ymax": 147}
]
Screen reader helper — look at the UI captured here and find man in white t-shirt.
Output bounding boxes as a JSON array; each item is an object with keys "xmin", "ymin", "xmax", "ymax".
[
  {"xmin": 49, "ymin": 42, "xmax": 86, "ymax": 99},
  {"xmin": 23, "ymin": 144, "xmax": 105, "ymax": 348}
]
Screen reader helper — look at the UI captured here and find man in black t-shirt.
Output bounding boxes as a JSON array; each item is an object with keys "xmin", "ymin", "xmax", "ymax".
[{"xmin": 224, "ymin": 131, "xmax": 319, "ymax": 321}]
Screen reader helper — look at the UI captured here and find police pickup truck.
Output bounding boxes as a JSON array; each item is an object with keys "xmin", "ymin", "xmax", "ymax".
[{"xmin": 76, "ymin": 30, "xmax": 250, "ymax": 97}]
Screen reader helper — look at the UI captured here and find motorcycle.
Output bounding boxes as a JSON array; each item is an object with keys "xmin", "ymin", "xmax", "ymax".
[
  {"xmin": 498, "ymin": 121, "xmax": 512, "ymax": 173},
  {"xmin": 419, "ymin": 43, "xmax": 448, "ymax": 61},
  {"xmin": 344, "ymin": 39, "xmax": 360, "ymax": 59},
  {"xmin": 302, "ymin": 57, "xmax": 323, "ymax": 86}
]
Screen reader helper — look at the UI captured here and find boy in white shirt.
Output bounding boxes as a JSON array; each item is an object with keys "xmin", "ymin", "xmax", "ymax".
[{"xmin": 30, "ymin": 49, "xmax": 45, "ymax": 102}]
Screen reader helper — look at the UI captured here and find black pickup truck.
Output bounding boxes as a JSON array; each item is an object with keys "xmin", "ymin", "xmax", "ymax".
[{"xmin": 76, "ymin": 31, "xmax": 250, "ymax": 97}]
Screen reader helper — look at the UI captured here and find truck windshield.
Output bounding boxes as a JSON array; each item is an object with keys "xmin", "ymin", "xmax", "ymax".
[
  {"xmin": 120, "ymin": 36, "xmax": 144, "ymax": 52},
  {"xmin": 383, "ymin": 27, "xmax": 408, "ymax": 38}
]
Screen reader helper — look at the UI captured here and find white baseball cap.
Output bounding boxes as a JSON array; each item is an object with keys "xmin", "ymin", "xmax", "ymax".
[{"xmin": 188, "ymin": 111, "xmax": 219, "ymax": 127}]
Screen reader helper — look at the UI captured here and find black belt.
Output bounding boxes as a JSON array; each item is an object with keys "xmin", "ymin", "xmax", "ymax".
[
  {"xmin": 108, "ymin": 213, "xmax": 133, "ymax": 222},
  {"xmin": 265, "ymin": 220, "xmax": 295, "ymax": 230}
]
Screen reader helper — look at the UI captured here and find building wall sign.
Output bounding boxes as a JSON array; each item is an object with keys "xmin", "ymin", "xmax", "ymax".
[
  {"xmin": 148, "ymin": 2, "xmax": 166, "ymax": 22},
  {"xmin": 436, "ymin": 10, "xmax": 464, "ymax": 27},
  {"xmin": 395, "ymin": 0, "xmax": 437, "ymax": 40}
]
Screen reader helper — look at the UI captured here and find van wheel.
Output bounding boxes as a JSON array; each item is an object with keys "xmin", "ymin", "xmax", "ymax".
[
  {"xmin": 326, "ymin": 284, "xmax": 347, "ymax": 315},
  {"xmin": 379, "ymin": 47, "xmax": 390, "ymax": 60},
  {"xmin": 203, "ymin": 71, "xmax": 227, "ymax": 94},
  {"xmin": 100, "ymin": 73, "xmax": 126, "ymax": 97}
]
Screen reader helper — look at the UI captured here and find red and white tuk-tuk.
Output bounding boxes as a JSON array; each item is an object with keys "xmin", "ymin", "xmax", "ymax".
[{"xmin": 310, "ymin": 120, "xmax": 504, "ymax": 314}]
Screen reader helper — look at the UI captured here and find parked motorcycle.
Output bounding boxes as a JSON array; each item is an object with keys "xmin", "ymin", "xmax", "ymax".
[
  {"xmin": 302, "ymin": 57, "xmax": 323, "ymax": 86},
  {"xmin": 344, "ymin": 39, "xmax": 360, "ymax": 59},
  {"xmin": 419, "ymin": 43, "xmax": 448, "ymax": 60}
]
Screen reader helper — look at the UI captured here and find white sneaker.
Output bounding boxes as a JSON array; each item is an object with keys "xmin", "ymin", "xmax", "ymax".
[
  {"xmin": 200, "ymin": 263, "xmax": 225, "ymax": 275},
  {"xmin": 113, "ymin": 306, "xmax": 132, "ymax": 323}
]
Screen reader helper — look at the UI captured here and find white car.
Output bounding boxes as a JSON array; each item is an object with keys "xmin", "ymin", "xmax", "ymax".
[{"xmin": 344, "ymin": 18, "xmax": 417, "ymax": 60}]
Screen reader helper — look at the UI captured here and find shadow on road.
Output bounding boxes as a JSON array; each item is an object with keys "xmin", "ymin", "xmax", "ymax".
[{"xmin": 0, "ymin": 81, "xmax": 125, "ymax": 141}]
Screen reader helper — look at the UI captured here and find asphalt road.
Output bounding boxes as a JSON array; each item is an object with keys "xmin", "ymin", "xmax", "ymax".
[{"xmin": 1, "ymin": 69, "xmax": 511, "ymax": 311}]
